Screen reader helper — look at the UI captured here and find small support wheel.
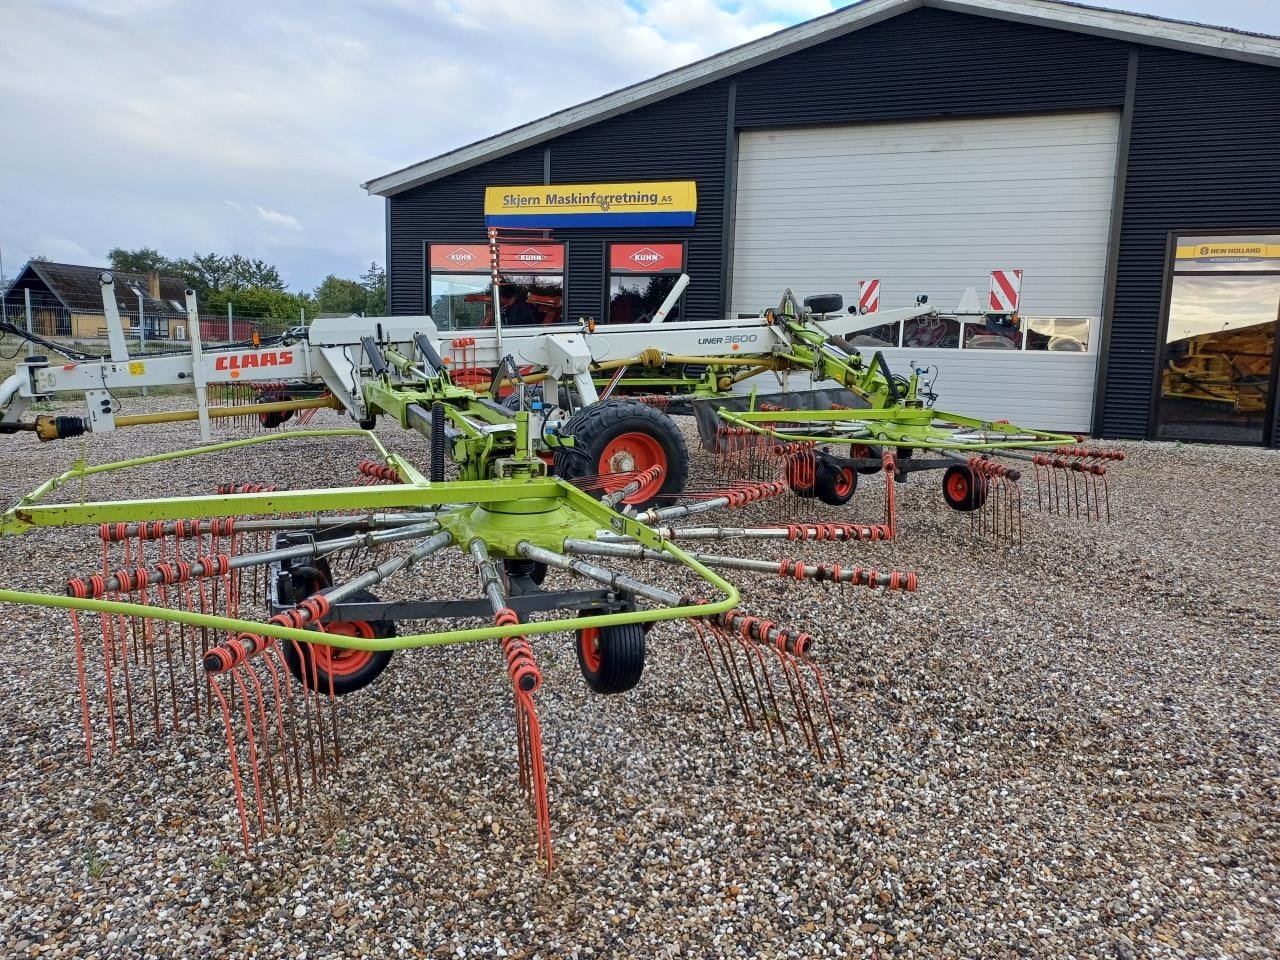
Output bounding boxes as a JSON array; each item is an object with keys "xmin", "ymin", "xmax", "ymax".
[
  {"xmin": 575, "ymin": 614, "xmax": 645, "ymax": 694},
  {"xmin": 847, "ymin": 443, "xmax": 883, "ymax": 475},
  {"xmin": 814, "ymin": 458, "xmax": 857, "ymax": 506},
  {"xmin": 282, "ymin": 589, "xmax": 395, "ymax": 695},
  {"xmin": 258, "ymin": 392, "xmax": 294, "ymax": 429},
  {"xmin": 942, "ymin": 464, "xmax": 987, "ymax": 512}
]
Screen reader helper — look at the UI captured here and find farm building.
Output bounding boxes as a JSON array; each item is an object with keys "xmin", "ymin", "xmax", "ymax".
[
  {"xmin": 364, "ymin": 0, "xmax": 1280, "ymax": 446},
  {"xmin": 2, "ymin": 261, "xmax": 191, "ymax": 340}
]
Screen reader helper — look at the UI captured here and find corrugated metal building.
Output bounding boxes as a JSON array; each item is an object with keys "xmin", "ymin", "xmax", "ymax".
[{"xmin": 364, "ymin": 0, "xmax": 1280, "ymax": 446}]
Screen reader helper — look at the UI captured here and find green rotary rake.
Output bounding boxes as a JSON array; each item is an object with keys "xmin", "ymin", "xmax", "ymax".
[{"xmin": 0, "ymin": 389, "xmax": 916, "ymax": 868}]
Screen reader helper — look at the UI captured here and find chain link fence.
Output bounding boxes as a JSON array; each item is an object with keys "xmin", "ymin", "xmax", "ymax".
[{"xmin": 1, "ymin": 292, "xmax": 303, "ymax": 357}]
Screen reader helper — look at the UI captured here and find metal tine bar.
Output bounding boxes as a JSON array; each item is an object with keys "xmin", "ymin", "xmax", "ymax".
[
  {"xmin": 469, "ymin": 539, "xmax": 553, "ymax": 869},
  {"xmin": 150, "ymin": 513, "xmax": 441, "ymax": 537},
  {"xmin": 635, "ymin": 481, "xmax": 789, "ymax": 525},
  {"xmin": 517, "ymin": 542, "xmax": 686, "ymax": 608},
  {"xmin": 769, "ymin": 643, "xmax": 815, "ymax": 753},
  {"xmin": 77, "ymin": 522, "xmax": 440, "ymax": 597},
  {"xmin": 687, "ymin": 619, "xmax": 735, "ymax": 722},
  {"xmin": 597, "ymin": 522, "xmax": 890, "ymax": 543},
  {"xmin": 711, "ymin": 622, "xmax": 757, "ymax": 730},
  {"xmin": 802, "ymin": 659, "xmax": 845, "ymax": 764},
  {"xmin": 562, "ymin": 539, "xmax": 917, "ymax": 591}
]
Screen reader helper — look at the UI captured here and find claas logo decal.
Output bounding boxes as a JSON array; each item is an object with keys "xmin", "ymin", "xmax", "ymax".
[{"xmin": 214, "ymin": 350, "xmax": 294, "ymax": 372}]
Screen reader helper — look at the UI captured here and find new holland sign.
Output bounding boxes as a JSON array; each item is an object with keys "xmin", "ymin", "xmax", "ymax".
[{"xmin": 484, "ymin": 181, "xmax": 697, "ymax": 228}]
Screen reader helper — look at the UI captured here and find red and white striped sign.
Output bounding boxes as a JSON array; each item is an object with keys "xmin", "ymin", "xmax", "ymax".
[
  {"xmin": 989, "ymin": 269, "xmax": 1023, "ymax": 312},
  {"xmin": 858, "ymin": 279, "xmax": 881, "ymax": 314}
]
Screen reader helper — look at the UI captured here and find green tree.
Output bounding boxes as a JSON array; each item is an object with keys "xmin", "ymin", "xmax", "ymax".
[
  {"xmin": 360, "ymin": 262, "xmax": 387, "ymax": 316},
  {"xmin": 312, "ymin": 274, "xmax": 368, "ymax": 315},
  {"xmin": 108, "ymin": 247, "xmax": 175, "ymax": 275},
  {"xmin": 205, "ymin": 285, "xmax": 313, "ymax": 323}
]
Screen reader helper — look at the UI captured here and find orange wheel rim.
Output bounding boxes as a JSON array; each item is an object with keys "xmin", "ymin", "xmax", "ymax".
[
  {"xmin": 313, "ymin": 620, "xmax": 376, "ymax": 676},
  {"xmin": 834, "ymin": 468, "xmax": 855, "ymax": 497},
  {"xmin": 580, "ymin": 626, "xmax": 602, "ymax": 673},
  {"xmin": 599, "ymin": 432, "xmax": 666, "ymax": 504},
  {"xmin": 946, "ymin": 471, "xmax": 969, "ymax": 502}
]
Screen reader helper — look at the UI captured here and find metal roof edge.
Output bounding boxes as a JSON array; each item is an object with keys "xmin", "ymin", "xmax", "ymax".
[
  {"xmin": 362, "ymin": 0, "xmax": 918, "ymax": 197},
  {"xmin": 363, "ymin": 0, "xmax": 1280, "ymax": 198}
]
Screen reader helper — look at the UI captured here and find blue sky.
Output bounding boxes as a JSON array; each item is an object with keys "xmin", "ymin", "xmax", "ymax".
[{"xmin": 1, "ymin": 0, "xmax": 1277, "ymax": 292}]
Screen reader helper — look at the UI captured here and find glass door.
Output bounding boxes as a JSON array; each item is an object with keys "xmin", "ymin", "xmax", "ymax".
[{"xmin": 1155, "ymin": 234, "xmax": 1280, "ymax": 445}]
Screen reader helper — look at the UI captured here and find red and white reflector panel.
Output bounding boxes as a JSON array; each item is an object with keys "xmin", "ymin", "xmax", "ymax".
[
  {"xmin": 989, "ymin": 269, "xmax": 1023, "ymax": 312},
  {"xmin": 858, "ymin": 279, "xmax": 881, "ymax": 314}
]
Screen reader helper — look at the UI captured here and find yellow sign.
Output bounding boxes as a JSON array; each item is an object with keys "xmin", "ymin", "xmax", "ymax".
[
  {"xmin": 484, "ymin": 181, "xmax": 697, "ymax": 227},
  {"xmin": 128, "ymin": 361, "xmax": 145, "ymax": 375},
  {"xmin": 1176, "ymin": 242, "xmax": 1280, "ymax": 262}
]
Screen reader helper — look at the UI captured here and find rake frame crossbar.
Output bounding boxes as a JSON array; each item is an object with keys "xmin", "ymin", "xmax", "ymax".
[{"xmin": 717, "ymin": 406, "xmax": 1081, "ymax": 452}]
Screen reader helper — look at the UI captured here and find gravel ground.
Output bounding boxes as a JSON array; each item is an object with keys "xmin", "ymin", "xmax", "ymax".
[{"xmin": 1, "ymin": 400, "xmax": 1278, "ymax": 959}]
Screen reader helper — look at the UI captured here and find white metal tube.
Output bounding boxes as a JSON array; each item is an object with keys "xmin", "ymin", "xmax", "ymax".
[
  {"xmin": 184, "ymin": 290, "xmax": 212, "ymax": 442},
  {"xmin": 98, "ymin": 276, "xmax": 130, "ymax": 362},
  {"xmin": 651, "ymin": 273, "xmax": 690, "ymax": 323}
]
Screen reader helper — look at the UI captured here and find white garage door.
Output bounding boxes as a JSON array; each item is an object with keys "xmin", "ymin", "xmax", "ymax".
[{"xmin": 731, "ymin": 111, "xmax": 1120, "ymax": 317}]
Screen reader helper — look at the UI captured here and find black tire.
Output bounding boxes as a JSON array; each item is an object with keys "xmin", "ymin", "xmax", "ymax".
[
  {"xmin": 804, "ymin": 293, "xmax": 843, "ymax": 315},
  {"xmin": 282, "ymin": 589, "xmax": 395, "ymax": 695},
  {"xmin": 429, "ymin": 402, "xmax": 446, "ymax": 482},
  {"xmin": 258, "ymin": 392, "xmax": 295, "ymax": 429},
  {"xmin": 357, "ymin": 415, "xmax": 377, "ymax": 430},
  {"xmin": 942, "ymin": 465, "xmax": 988, "ymax": 512},
  {"xmin": 552, "ymin": 400, "xmax": 688, "ymax": 509},
  {"xmin": 847, "ymin": 443, "xmax": 883, "ymax": 476},
  {"xmin": 575, "ymin": 614, "xmax": 645, "ymax": 694},
  {"xmin": 814, "ymin": 458, "xmax": 858, "ymax": 506}
]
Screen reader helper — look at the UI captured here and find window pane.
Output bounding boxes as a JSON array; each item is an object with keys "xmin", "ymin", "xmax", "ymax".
[
  {"xmin": 844, "ymin": 320, "xmax": 901, "ymax": 348},
  {"xmin": 962, "ymin": 320, "xmax": 1021, "ymax": 350},
  {"xmin": 609, "ymin": 275, "xmax": 682, "ymax": 324},
  {"xmin": 1157, "ymin": 273, "xmax": 1279, "ymax": 443},
  {"xmin": 1025, "ymin": 317, "xmax": 1091, "ymax": 352},
  {"xmin": 903, "ymin": 315, "xmax": 960, "ymax": 349},
  {"xmin": 430, "ymin": 275, "xmax": 490, "ymax": 331},
  {"xmin": 1174, "ymin": 234, "xmax": 1280, "ymax": 273},
  {"xmin": 501, "ymin": 275, "xmax": 564, "ymax": 327},
  {"xmin": 430, "ymin": 275, "xmax": 563, "ymax": 329}
]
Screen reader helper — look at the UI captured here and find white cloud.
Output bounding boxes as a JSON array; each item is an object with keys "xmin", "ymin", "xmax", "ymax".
[{"xmin": 255, "ymin": 206, "xmax": 303, "ymax": 231}]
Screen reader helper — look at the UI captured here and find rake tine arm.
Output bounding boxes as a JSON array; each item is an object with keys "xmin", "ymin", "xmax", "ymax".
[
  {"xmin": 517, "ymin": 542, "xmax": 686, "ymax": 608},
  {"xmin": 562, "ymin": 539, "xmax": 917, "ymax": 591},
  {"xmin": 71, "ymin": 522, "xmax": 440, "ymax": 598},
  {"xmin": 635, "ymin": 480, "xmax": 789, "ymax": 525},
  {"xmin": 595, "ymin": 521, "xmax": 892, "ymax": 543}
]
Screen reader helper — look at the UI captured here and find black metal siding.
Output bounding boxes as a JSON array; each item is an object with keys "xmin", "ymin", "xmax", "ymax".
[
  {"xmin": 734, "ymin": 8, "xmax": 1129, "ymax": 126},
  {"xmin": 1102, "ymin": 48, "xmax": 1280, "ymax": 439},
  {"xmin": 387, "ymin": 148, "xmax": 544, "ymax": 315},
  {"xmin": 547, "ymin": 80, "xmax": 730, "ymax": 322}
]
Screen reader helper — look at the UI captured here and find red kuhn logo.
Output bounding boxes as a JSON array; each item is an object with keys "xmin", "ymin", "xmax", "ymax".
[
  {"xmin": 214, "ymin": 350, "xmax": 294, "ymax": 371},
  {"xmin": 447, "ymin": 248, "xmax": 476, "ymax": 265},
  {"xmin": 513, "ymin": 248, "xmax": 546, "ymax": 263},
  {"xmin": 630, "ymin": 247, "xmax": 663, "ymax": 265}
]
